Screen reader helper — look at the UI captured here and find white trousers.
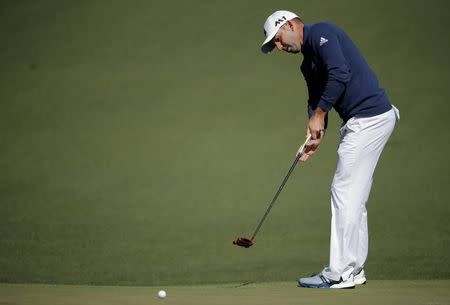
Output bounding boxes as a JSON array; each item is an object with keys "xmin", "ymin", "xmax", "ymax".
[{"xmin": 322, "ymin": 106, "xmax": 399, "ymax": 281}]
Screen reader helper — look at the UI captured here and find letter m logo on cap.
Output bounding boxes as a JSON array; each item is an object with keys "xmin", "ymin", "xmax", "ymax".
[{"xmin": 274, "ymin": 16, "xmax": 287, "ymax": 26}]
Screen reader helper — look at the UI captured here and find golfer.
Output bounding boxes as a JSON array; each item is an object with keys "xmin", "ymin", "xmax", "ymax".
[{"xmin": 261, "ymin": 10, "xmax": 399, "ymax": 288}]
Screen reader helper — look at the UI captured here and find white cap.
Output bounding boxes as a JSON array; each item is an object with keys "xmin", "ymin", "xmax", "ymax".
[{"xmin": 261, "ymin": 10, "xmax": 299, "ymax": 54}]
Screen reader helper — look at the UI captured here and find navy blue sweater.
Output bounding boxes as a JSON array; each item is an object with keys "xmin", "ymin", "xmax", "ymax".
[{"xmin": 301, "ymin": 22, "xmax": 391, "ymax": 123}]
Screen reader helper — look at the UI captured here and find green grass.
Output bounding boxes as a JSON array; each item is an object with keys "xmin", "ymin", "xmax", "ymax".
[
  {"xmin": 0, "ymin": 0, "xmax": 449, "ymax": 286},
  {"xmin": 1, "ymin": 281, "xmax": 450, "ymax": 305}
]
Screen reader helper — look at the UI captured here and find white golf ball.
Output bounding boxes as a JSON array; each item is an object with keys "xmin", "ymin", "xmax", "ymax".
[{"xmin": 157, "ymin": 290, "xmax": 167, "ymax": 299}]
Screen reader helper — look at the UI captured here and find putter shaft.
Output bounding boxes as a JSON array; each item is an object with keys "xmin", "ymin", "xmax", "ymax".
[{"xmin": 250, "ymin": 136, "xmax": 311, "ymax": 240}]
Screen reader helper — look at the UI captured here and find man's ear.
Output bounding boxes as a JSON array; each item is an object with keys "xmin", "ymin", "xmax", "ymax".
[{"xmin": 285, "ymin": 20, "xmax": 294, "ymax": 31}]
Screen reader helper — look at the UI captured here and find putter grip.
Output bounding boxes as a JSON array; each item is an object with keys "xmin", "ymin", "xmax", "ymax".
[{"xmin": 297, "ymin": 135, "xmax": 312, "ymax": 157}]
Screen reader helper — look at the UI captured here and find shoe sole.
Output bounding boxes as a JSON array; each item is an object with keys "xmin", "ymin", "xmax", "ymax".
[
  {"xmin": 330, "ymin": 282, "xmax": 355, "ymax": 289},
  {"xmin": 354, "ymin": 278, "xmax": 367, "ymax": 285},
  {"xmin": 298, "ymin": 282, "xmax": 355, "ymax": 289}
]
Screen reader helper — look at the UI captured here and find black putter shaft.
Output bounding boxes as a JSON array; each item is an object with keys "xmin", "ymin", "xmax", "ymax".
[
  {"xmin": 250, "ymin": 154, "xmax": 300, "ymax": 240},
  {"xmin": 250, "ymin": 136, "xmax": 311, "ymax": 240}
]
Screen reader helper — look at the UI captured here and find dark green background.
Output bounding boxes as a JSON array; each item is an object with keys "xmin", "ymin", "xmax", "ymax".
[{"xmin": 1, "ymin": 0, "xmax": 449, "ymax": 285}]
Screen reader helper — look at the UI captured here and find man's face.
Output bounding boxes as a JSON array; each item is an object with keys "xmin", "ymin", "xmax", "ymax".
[{"xmin": 272, "ymin": 22, "xmax": 301, "ymax": 53}]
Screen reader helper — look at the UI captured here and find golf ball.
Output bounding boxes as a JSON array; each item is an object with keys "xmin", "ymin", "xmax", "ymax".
[{"xmin": 158, "ymin": 290, "xmax": 167, "ymax": 299}]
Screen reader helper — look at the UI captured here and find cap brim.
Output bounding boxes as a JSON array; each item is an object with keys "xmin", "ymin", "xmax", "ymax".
[
  {"xmin": 261, "ymin": 41, "xmax": 275, "ymax": 54},
  {"xmin": 261, "ymin": 28, "xmax": 278, "ymax": 54}
]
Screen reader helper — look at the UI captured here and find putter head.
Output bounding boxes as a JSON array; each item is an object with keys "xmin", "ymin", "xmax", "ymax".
[{"xmin": 232, "ymin": 237, "xmax": 255, "ymax": 248}]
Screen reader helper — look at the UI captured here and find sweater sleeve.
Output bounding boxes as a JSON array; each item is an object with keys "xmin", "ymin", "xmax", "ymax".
[{"xmin": 312, "ymin": 25, "xmax": 351, "ymax": 111}]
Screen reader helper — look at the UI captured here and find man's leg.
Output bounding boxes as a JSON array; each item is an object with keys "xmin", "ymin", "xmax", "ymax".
[{"xmin": 323, "ymin": 108, "xmax": 397, "ymax": 281}]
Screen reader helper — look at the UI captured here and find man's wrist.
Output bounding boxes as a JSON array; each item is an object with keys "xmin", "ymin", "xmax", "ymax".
[{"xmin": 313, "ymin": 106, "xmax": 327, "ymax": 118}]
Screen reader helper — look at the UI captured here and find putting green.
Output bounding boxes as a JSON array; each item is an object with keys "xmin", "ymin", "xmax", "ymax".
[
  {"xmin": 1, "ymin": 281, "xmax": 449, "ymax": 305},
  {"xmin": 1, "ymin": 0, "xmax": 449, "ymax": 286}
]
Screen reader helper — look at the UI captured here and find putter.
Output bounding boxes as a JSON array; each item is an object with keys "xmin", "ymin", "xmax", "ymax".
[{"xmin": 233, "ymin": 135, "xmax": 312, "ymax": 248}]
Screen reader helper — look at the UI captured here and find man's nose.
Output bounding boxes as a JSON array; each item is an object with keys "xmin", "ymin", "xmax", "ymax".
[{"xmin": 274, "ymin": 41, "xmax": 283, "ymax": 51}]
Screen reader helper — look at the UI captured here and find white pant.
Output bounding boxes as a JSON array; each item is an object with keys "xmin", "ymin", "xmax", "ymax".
[{"xmin": 322, "ymin": 106, "xmax": 399, "ymax": 281}]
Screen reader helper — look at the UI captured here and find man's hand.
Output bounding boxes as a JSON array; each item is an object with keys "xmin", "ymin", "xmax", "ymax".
[{"xmin": 300, "ymin": 107, "xmax": 327, "ymax": 162}]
